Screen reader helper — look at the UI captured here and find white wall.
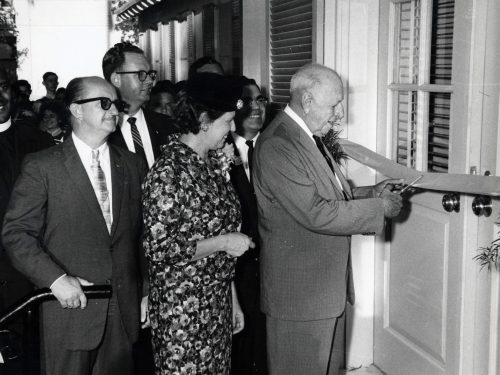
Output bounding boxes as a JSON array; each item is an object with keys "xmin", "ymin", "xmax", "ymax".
[
  {"xmin": 14, "ymin": 0, "xmax": 113, "ymax": 99},
  {"xmin": 241, "ymin": 0, "xmax": 267, "ymax": 91},
  {"xmin": 322, "ymin": 0, "xmax": 381, "ymax": 368}
]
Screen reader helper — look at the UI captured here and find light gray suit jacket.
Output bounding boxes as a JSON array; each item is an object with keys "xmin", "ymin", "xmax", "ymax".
[{"xmin": 253, "ymin": 111, "xmax": 385, "ymax": 321}]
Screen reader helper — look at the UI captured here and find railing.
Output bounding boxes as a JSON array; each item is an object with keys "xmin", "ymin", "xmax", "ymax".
[{"xmin": 0, "ymin": 285, "xmax": 112, "ymax": 375}]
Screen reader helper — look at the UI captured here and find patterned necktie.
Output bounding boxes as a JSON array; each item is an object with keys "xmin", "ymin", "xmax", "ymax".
[
  {"xmin": 128, "ymin": 117, "xmax": 147, "ymax": 163},
  {"xmin": 245, "ymin": 139, "xmax": 254, "ymax": 185},
  {"xmin": 313, "ymin": 135, "xmax": 349, "ymax": 200},
  {"xmin": 90, "ymin": 150, "xmax": 112, "ymax": 232}
]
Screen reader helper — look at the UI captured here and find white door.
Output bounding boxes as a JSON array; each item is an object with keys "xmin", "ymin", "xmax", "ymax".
[{"xmin": 374, "ymin": 0, "xmax": 500, "ymax": 374}]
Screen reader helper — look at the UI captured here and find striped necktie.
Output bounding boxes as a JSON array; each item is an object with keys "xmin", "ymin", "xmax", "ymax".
[
  {"xmin": 128, "ymin": 117, "xmax": 147, "ymax": 163},
  {"xmin": 90, "ymin": 150, "xmax": 112, "ymax": 232}
]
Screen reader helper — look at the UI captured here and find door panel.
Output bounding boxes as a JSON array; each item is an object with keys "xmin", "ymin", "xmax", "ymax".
[{"xmin": 376, "ymin": 191, "xmax": 460, "ymax": 375}]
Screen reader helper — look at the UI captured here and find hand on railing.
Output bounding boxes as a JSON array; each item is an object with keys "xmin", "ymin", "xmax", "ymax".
[{"xmin": 0, "ymin": 285, "xmax": 112, "ymax": 327}]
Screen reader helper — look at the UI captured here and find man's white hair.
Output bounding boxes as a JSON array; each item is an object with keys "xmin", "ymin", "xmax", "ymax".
[{"xmin": 290, "ymin": 63, "xmax": 341, "ymax": 102}]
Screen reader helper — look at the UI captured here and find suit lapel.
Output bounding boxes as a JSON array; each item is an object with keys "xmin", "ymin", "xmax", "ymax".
[
  {"xmin": 143, "ymin": 109, "xmax": 160, "ymax": 158},
  {"xmin": 62, "ymin": 137, "xmax": 109, "ymax": 231},
  {"xmin": 108, "ymin": 115, "xmax": 128, "ymax": 150},
  {"xmin": 294, "ymin": 125, "xmax": 346, "ymax": 197},
  {"xmin": 281, "ymin": 112, "xmax": 350, "ymax": 200},
  {"xmin": 329, "ymin": 153, "xmax": 353, "ymax": 200},
  {"xmin": 109, "ymin": 146, "xmax": 124, "ymax": 238}
]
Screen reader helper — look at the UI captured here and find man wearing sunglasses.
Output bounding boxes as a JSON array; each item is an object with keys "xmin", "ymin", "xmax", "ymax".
[
  {"xmin": 3, "ymin": 76, "xmax": 148, "ymax": 375},
  {"xmin": 102, "ymin": 42, "xmax": 177, "ymax": 169}
]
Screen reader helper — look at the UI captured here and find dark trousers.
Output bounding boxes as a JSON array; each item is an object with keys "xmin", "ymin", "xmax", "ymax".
[
  {"xmin": 43, "ymin": 297, "xmax": 133, "ymax": 375},
  {"xmin": 232, "ymin": 255, "xmax": 268, "ymax": 375},
  {"xmin": 266, "ymin": 313, "xmax": 344, "ymax": 375}
]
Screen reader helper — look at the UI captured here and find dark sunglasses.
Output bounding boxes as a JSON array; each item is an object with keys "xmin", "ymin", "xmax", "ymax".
[
  {"xmin": 72, "ymin": 97, "xmax": 128, "ymax": 112},
  {"xmin": 115, "ymin": 70, "xmax": 157, "ymax": 82},
  {"xmin": 240, "ymin": 95, "xmax": 268, "ymax": 107}
]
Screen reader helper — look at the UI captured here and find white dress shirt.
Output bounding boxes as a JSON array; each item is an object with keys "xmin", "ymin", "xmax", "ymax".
[
  {"xmin": 51, "ymin": 134, "xmax": 114, "ymax": 288},
  {"xmin": 232, "ymin": 132, "xmax": 260, "ymax": 181},
  {"xmin": 72, "ymin": 132, "xmax": 113, "ymax": 224},
  {"xmin": 120, "ymin": 108, "xmax": 155, "ymax": 168},
  {"xmin": 284, "ymin": 105, "xmax": 344, "ymax": 191}
]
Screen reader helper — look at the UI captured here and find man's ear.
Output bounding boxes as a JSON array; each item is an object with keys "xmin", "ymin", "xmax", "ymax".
[
  {"xmin": 69, "ymin": 103, "xmax": 83, "ymax": 121},
  {"xmin": 302, "ymin": 91, "xmax": 313, "ymax": 115},
  {"xmin": 110, "ymin": 72, "xmax": 121, "ymax": 88}
]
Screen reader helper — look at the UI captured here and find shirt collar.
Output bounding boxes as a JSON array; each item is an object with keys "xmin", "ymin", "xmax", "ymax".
[
  {"xmin": 72, "ymin": 132, "xmax": 109, "ymax": 160},
  {"xmin": 232, "ymin": 131, "xmax": 260, "ymax": 147},
  {"xmin": 0, "ymin": 117, "xmax": 12, "ymax": 132},
  {"xmin": 284, "ymin": 105, "xmax": 314, "ymax": 140},
  {"xmin": 123, "ymin": 108, "xmax": 145, "ymax": 128}
]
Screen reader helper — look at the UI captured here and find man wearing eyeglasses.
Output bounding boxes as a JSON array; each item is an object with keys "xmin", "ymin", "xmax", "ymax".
[
  {"xmin": 2, "ymin": 76, "xmax": 148, "ymax": 375},
  {"xmin": 102, "ymin": 42, "xmax": 177, "ymax": 169},
  {"xmin": 229, "ymin": 77, "xmax": 268, "ymax": 375}
]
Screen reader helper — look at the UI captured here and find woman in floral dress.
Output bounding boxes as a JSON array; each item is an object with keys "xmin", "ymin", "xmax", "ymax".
[{"xmin": 142, "ymin": 73, "xmax": 254, "ymax": 374}]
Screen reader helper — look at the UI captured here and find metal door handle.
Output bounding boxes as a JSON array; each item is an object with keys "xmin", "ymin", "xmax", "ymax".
[
  {"xmin": 442, "ymin": 193, "xmax": 460, "ymax": 212},
  {"xmin": 472, "ymin": 195, "xmax": 492, "ymax": 217}
]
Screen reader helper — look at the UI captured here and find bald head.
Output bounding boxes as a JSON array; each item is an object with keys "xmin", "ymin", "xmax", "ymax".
[
  {"xmin": 290, "ymin": 63, "xmax": 342, "ymax": 105},
  {"xmin": 289, "ymin": 63, "xmax": 344, "ymax": 136},
  {"xmin": 67, "ymin": 76, "xmax": 119, "ymax": 148}
]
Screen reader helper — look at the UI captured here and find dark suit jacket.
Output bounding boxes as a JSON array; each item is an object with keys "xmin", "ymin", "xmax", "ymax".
[
  {"xmin": 253, "ymin": 111, "xmax": 385, "ymax": 321},
  {"xmin": 2, "ymin": 137, "xmax": 147, "ymax": 350},
  {"xmin": 0, "ymin": 121, "xmax": 54, "ymax": 311},
  {"xmin": 108, "ymin": 108, "xmax": 178, "ymax": 159}
]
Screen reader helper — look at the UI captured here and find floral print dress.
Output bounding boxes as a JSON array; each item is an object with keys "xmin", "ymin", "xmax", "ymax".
[{"xmin": 142, "ymin": 135, "xmax": 242, "ymax": 375}]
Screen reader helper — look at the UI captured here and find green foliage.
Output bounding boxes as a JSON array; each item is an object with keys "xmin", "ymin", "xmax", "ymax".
[
  {"xmin": 111, "ymin": 0, "xmax": 140, "ymax": 44},
  {"xmin": 474, "ymin": 226, "xmax": 500, "ymax": 272},
  {"xmin": 0, "ymin": 4, "xmax": 28, "ymax": 68},
  {"xmin": 323, "ymin": 128, "xmax": 348, "ymax": 164}
]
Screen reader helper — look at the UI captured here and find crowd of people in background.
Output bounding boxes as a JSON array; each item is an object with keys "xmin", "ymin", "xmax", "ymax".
[{"xmin": 0, "ymin": 41, "xmax": 404, "ymax": 375}]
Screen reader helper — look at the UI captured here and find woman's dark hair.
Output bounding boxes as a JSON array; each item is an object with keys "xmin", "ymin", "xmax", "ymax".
[
  {"xmin": 174, "ymin": 91, "xmax": 225, "ymax": 135},
  {"xmin": 150, "ymin": 80, "xmax": 177, "ymax": 97},
  {"xmin": 188, "ymin": 56, "xmax": 224, "ymax": 79},
  {"xmin": 39, "ymin": 100, "xmax": 67, "ymax": 119}
]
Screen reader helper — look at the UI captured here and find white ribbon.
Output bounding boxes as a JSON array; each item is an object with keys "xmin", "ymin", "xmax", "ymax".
[{"xmin": 340, "ymin": 139, "xmax": 500, "ymax": 196}]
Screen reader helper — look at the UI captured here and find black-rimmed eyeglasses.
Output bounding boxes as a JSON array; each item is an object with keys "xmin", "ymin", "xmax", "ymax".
[
  {"xmin": 115, "ymin": 70, "xmax": 157, "ymax": 82},
  {"xmin": 240, "ymin": 95, "xmax": 268, "ymax": 108},
  {"xmin": 72, "ymin": 97, "xmax": 128, "ymax": 112}
]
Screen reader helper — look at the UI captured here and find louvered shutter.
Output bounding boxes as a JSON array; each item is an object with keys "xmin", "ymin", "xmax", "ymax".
[
  {"xmin": 169, "ymin": 22, "xmax": 176, "ymax": 81},
  {"xmin": 231, "ymin": 0, "xmax": 242, "ymax": 76},
  {"xmin": 392, "ymin": 0, "xmax": 454, "ymax": 173},
  {"xmin": 269, "ymin": 0, "xmax": 313, "ymax": 108},
  {"xmin": 203, "ymin": 4, "xmax": 215, "ymax": 57},
  {"xmin": 427, "ymin": 0, "xmax": 454, "ymax": 172},
  {"xmin": 187, "ymin": 13, "xmax": 195, "ymax": 66}
]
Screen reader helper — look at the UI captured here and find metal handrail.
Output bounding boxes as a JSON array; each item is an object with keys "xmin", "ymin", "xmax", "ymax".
[{"xmin": 0, "ymin": 285, "xmax": 112, "ymax": 327}]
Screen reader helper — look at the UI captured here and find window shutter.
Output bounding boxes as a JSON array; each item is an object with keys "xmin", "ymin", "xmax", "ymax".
[
  {"xmin": 269, "ymin": 0, "xmax": 313, "ymax": 108},
  {"xmin": 392, "ymin": 0, "xmax": 454, "ymax": 173},
  {"xmin": 203, "ymin": 4, "xmax": 215, "ymax": 57},
  {"xmin": 169, "ymin": 22, "xmax": 176, "ymax": 81},
  {"xmin": 427, "ymin": 0, "xmax": 454, "ymax": 172},
  {"xmin": 187, "ymin": 12, "xmax": 195, "ymax": 66},
  {"xmin": 231, "ymin": 0, "xmax": 242, "ymax": 76}
]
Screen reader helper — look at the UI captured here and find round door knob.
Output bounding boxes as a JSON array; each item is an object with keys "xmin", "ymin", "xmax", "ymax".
[
  {"xmin": 472, "ymin": 195, "xmax": 492, "ymax": 217},
  {"xmin": 442, "ymin": 193, "xmax": 460, "ymax": 212}
]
